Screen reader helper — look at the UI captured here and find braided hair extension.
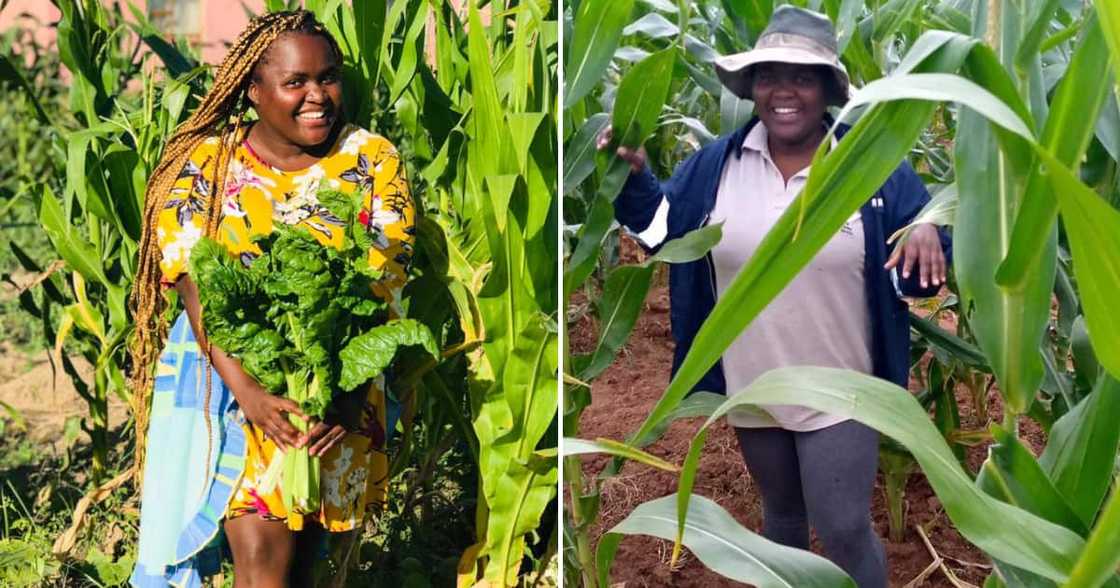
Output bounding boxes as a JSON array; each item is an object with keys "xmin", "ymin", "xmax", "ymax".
[{"xmin": 128, "ymin": 9, "xmax": 344, "ymax": 485}]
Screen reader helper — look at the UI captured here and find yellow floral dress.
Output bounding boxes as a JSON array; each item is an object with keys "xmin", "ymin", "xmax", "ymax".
[{"xmin": 156, "ymin": 123, "xmax": 415, "ymax": 532}]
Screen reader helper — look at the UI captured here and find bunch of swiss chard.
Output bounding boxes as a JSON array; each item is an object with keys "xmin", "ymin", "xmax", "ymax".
[{"xmin": 188, "ymin": 188, "xmax": 436, "ymax": 516}]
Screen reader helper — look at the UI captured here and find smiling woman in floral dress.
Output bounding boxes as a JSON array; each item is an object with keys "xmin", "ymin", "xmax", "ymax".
[{"xmin": 128, "ymin": 10, "xmax": 414, "ymax": 588}]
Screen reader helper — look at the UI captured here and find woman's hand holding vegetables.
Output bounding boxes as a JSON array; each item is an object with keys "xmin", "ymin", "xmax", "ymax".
[
  {"xmin": 300, "ymin": 389, "xmax": 363, "ymax": 456},
  {"xmin": 176, "ymin": 275, "xmax": 309, "ymax": 450},
  {"xmin": 301, "ymin": 417, "xmax": 348, "ymax": 457},
  {"xmin": 237, "ymin": 383, "xmax": 308, "ymax": 450},
  {"xmin": 596, "ymin": 126, "xmax": 647, "ymax": 172}
]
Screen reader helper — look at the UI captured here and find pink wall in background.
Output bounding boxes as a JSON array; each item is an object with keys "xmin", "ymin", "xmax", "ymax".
[
  {"xmin": 0, "ymin": 0, "xmax": 61, "ymax": 51},
  {"xmin": 0, "ymin": 0, "xmax": 263, "ymax": 66},
  {"xmin": 199, "ymin": 0, "xmax": 263, "ymax": 64}
]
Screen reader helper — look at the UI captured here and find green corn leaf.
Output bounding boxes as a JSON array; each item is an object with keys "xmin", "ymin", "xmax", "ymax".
[
  {"xmin": 639, "ymin": 0, "xmax": 678, "ymax": 13},
  {"xmin": 563, "ymin": 157, "xmax": 628, "ymax": 298},
  {"xmin": 1063, "ymin": 477, "xmax": 1120, "ymax": 588},
  {"xmin": 1015, "ymin": 0, "xmax": 1063, "ymax": 71},
  {"xmin": 908, "ymin": 312, "xmax": 989, "ymax": 370},
  {"xmin": 1095, "ymin": 89, "xmax": 1120, "ymax": 162},
  {"xmin": 600, "ymin": 493, "xmax": 856, "ymax": 587},
  {"xmin": 1039, "ymin": 375, "xmax": 1120, "ymax": 526},
  {"xmin": 887, "ymin": 183, "xmax": 958, "ymax": 244},
  {"xmin": 466, "ymin": 2, "xmax": 510, "ymax": 182},
  {"xmin": 482, "ymin": 454, "xmax": 558, "ymax": 586},
  {"xmin": 485, "ymin": 175, "xmax": 519, "ymax": 233},
  {"xmin": 502, "ymin": 317, "xmax": 558, "ymax": 461},
  {"xmin": 38, "ymin": 186, "xmax": 110, "ymax": 288},
  {"xmin": 565, "ymin": 49, "xmax": 677, "ymax": 297},
  {"xmin": 720, "ymin": 87, "xmax": 754, "ymax": 135},
  {"xmin": 976, "ymin": 424, "xmax": 1088, "ymax": 536},
  {"xmin": 623, "ymin": 13, "xmax": 678, "ymax": 39},
  {"xmin": 124, "ymin": 8, "xmax": 198, "ymax": 78},
  {"xmin": 386, "ymin": 0, "xmax": 427, "ymax": 108},
  {"xmin": 666, "ymin": 115, "xmax": 716, "ymax": 146},
  {"xmin": 562, "ymin": 437, "xmax": 678, "ymax": 472},
  {"xmin": 578, "ymin": 264, "xmax": 655, "ymax": 381},
  {"xmin": 834, "ymin": 73, "xmax": 1031, "ymax": 138},
  {"xmin": 612, "ymin": 48, "xmax": 676, "ymax": 147},
  {"xmin": 564, "ymin": 0, "xmax": 637, "ymax": 107},
  {"xmin": 1071, "ymin": 316, "xmax": 1100, "ymax": 388},
  {"xmin": 102, "ymin": 144, "xmax": 143, "ymax": 243},
  {"xmin": 722, "ymin": 0, "xmax": 773, "ymax": 43},
  {"xmin": 576, "ymin": 222, "xmax": 722, "ymax": 381},
  {"xmin": 868, "ymin": 0, "xmax": 922, "ymax": 40},
  {"xmin": 834, "ymin": 0, "xmax": 864, "ymax": 54},
  {"xmin": 1094, "ymin": 0, "xmax": 1120, "ymax": 88},
  {"xmin": 65, "ymin": 127, "xmax": 117, "ymax": 223},
  {"xmin": 647, "ymin": 222, "xmax": 723, "ymax": 264},
  {"xmin": 563, "ymin": 113, "xmax": 611, "ymax": 192},
  {"xmin": 632, "ymin": 391, "xmax": 731, "ymax": 448},
  {"xmin": 686, "ymin": 367, "xmax": 1085, "ymax": 582},
  {"xmin": 507, "ymin": 112, "xmax": 546, "ymax": 176},
  {"xmin": 673, "ymin": 427, "xmax": 707, "ymax": 565},
  {"xmin": 954, "ymin": 103, "xmax": 1051, "ymax": 418},
  {"xmin": 1041, "ymin": 149, "xmax": 1120, "ymax": 381},
  {"xmin": 996, "ymin": 13, "xmax": 1111, "ymax": 290},
  {"xmin": 353, "ymin": 0, "xmax": 387, "ymax": 91},
  {"xmin": 0, "ymin": 53, "xmax": 51, "ymax": 125}
]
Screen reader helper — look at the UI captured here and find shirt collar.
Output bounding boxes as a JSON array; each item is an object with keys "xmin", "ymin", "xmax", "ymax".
[{"xmin": 740, "ymin": 120, "xmax": 837, "ymax": 155}]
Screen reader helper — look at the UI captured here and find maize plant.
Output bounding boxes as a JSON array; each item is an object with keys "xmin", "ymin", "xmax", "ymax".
[
  {"xmin": 4, "ymin": 0, "xmax": 558, "ymax": 583},
  {"xmin": 564, "ymin": 0, "xmax": 1120, "ymax": 586}
]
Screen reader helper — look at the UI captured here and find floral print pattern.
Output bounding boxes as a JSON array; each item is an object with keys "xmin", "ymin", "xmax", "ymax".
[
  {"xmin": 156, "ymin": 123, "xmax": 414, "ymax": 295},
  {"xmin": 157, "ymin": 124, "xmax": 411, "ymax": 532}
]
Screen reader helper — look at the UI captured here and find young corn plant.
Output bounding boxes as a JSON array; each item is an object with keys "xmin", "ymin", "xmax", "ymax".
[
  {"xmin": 2, "ymin": 0, "xmax": 206, "ymax": 482},
  {"xmin": 565, "ymin": 0, "xmax": 1120, "ymax": 586}
]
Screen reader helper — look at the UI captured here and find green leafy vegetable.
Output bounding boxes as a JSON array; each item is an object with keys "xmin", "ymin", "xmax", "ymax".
[{"xmin": 188, "ymin": 188, "xmax": 436, "ymax": 514}]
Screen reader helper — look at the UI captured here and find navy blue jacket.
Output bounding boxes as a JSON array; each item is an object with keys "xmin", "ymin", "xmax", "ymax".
[{"xmin": 614, "ymin": 118, "xmax": 952, "ymax": 394}]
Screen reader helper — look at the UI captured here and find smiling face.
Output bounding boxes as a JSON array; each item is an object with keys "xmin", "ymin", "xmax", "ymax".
[
  {"xmin": 751, "ymin": 62, "xmax": 829, "ymax": 151},
  {"xmin": 248, "ymin": 32, "xmax": 342, "ymax": 150}
]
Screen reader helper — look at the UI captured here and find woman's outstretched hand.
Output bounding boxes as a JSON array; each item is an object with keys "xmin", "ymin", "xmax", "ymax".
[
  {"xmin": 884, "ymin": 223, "xmax": 946, "ymax": 289},
  {"xmin": 596, "ymin": 126, "xmax": 648, "ymax": 173}
]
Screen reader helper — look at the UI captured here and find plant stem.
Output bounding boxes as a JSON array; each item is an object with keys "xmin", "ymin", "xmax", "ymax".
[
  {"xmin": 564, "ymin": 456, "xmax": 599, "ymax": 587},
  {"xmin": 985, "ymin": 0, "xmax": 1001, "ymax": 50},
  {"xmin": 1002, "ymin": 408, "xmax": 1019, "ymax": 437}
]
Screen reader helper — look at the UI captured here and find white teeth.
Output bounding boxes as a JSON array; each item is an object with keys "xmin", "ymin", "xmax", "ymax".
[
  {"xmin": 298, "ymin": 111, "xmax": 326, "ymax": 119},
  {"xmin": 774, "ymin": 107, "xmax": 799, "ymax": 114}
]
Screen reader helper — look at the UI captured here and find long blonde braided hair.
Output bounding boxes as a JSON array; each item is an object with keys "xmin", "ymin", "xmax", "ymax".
[{"xmin": 128, "ymin": 9, "xmax": 343, "ymax": 482}]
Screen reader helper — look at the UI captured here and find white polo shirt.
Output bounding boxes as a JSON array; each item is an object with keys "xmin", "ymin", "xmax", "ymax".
[{"xmin": 711, "ymin": 122, "xmax": 872, "ymax": 431}]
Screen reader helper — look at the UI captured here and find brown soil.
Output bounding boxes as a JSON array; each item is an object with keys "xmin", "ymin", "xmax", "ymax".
[
  {"xmin": 0, "ymin": 343, "xmax": 129, "ymax": 451},
  {"xmin": 567, "ymin": 237, "xmax": 1045, "ymax": 587},
  {"xmin": 0, "ymin": 271, "xmax": 129, "ymax": 450}
]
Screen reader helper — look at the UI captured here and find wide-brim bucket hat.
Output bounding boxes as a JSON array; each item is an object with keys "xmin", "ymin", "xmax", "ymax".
[{"xmin": 715, "ymin": 5, "xmax": 851, "ymax": 106}]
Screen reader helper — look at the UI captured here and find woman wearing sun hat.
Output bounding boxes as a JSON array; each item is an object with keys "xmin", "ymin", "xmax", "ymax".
[{"xmin": 599, "ymin": 6, "xmax": 950, "ymax": 587}]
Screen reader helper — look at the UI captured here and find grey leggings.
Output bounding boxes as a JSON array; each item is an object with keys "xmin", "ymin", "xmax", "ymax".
[{"xmin": 735, "ymin": 420, "xmax": 887, "ymax": 588}]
